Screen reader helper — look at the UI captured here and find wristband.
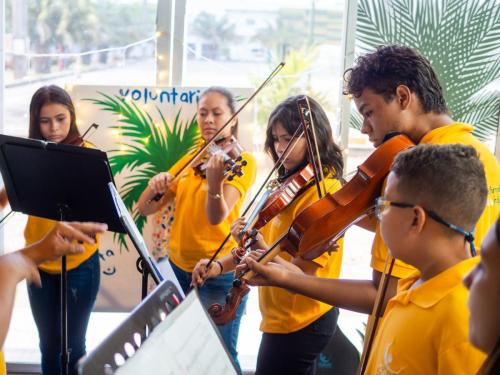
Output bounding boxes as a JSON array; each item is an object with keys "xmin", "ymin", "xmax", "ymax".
[
  {"xmin": 208, "ymin": 191, "xmax": 222, "ymax": 200},
  {"xmin": 214, "ymin": 259, "xmax": 224, "ymax": 275}
]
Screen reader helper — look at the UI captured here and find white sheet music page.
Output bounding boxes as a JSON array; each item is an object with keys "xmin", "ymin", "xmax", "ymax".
[{"xmin": 115, "ymin": 290, "xmax": 237, "ymax": 375}]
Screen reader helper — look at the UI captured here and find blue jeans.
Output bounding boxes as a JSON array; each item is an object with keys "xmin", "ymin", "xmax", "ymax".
[
  {"xmin": 170, "ymin": 259, "xmax": 247, "ymax": 374},
  {"xmin": 27, "ymin": 251, "xmax": 100, "ymax": 375}
]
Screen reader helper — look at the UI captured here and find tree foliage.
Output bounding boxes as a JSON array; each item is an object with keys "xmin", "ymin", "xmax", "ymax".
[
  {"xmin": 85, "ymin": 93, "xmax": 200, "ymax": 248},
  {"xmin": 355, "ymin": 0, "xmax": 500, "ymax": 141}
]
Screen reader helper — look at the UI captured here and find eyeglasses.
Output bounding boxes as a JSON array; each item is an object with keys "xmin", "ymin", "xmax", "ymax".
[
  {"xmin": 374, "ymin": 198, "xmax": 414, "ymax": 221},
  {"xmin": 374, "ymin": 197, "xmax": 477, "ymax": 256}
]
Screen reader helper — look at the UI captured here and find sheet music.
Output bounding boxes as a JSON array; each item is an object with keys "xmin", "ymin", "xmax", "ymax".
[{"xmin": 115, "ymin": 291, "xmax": 237, "ymax": 375}]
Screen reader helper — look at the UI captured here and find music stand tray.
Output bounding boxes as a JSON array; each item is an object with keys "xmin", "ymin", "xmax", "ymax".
[{"xmin": 78, "ymin": 282, "xmax": 237, "ymax": 375}]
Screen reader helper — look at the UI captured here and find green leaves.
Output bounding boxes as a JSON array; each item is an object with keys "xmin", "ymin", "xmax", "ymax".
[
  {"xmin": 356, "ymin": 0, "xmax": 500, "ymax": 141},
  {"xmin": 85, "ymin": 93, "xmax": 200, "ymax": 249}
]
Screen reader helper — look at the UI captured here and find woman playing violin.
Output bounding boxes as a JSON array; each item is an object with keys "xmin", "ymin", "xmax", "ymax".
[
  {"xmin": 192, "ymin": 95, "xmax": 344, "ymax": 375},
  {"xmin": 136, "ymin": 86, "xmax": 256, "ymax": 373},
  {"xmin": 0, "ymin": 85, "xmax": 101, "ymax": 375}
]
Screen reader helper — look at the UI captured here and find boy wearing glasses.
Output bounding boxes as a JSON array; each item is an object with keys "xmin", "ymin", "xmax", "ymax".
[
  {"xmin": 345, "ymin": 45, "xmax": 500, "ymax": 313},
  {"xmin": 247, "ymin": 144, "xmax": 487, "ymax": 374},
  {"xmin": 245, "ymin": 45, "xmax": 500, "ymax": 317}
]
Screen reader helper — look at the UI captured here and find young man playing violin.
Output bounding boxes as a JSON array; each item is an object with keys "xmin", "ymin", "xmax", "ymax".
[
  {"xmin": 248, "ymin": 144, "xmax": 488, "ymax": 374},
  {"xmin": 244, "ymin": 45, "xmax": 500, "ymax": 316}
]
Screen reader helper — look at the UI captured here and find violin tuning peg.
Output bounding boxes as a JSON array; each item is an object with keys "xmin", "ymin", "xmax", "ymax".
[
  {"xmin": 236, "ymin": 156, "xmax": 242, "ymax": 162},
  {"xmin": 227, "ymin": 175, "xmax": 234, "ymax": 181},
  {"xmin": 241, "ymin": 160, "xmax": 248, "ymax": 166}
]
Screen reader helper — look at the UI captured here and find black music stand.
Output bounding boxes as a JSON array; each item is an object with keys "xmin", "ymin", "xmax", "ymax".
[
  {"xmin": 0, "ymin": 134, "xmax": 126, "ymax": 375},
  {"xmin": 108, "ymin": 182, "xmax": 164, "ymax": 296}
]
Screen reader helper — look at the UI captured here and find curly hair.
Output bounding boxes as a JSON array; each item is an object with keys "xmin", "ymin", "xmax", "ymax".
[{"xmin": 344, "ymin": 45, "xmax": 448, "ymax": 114}]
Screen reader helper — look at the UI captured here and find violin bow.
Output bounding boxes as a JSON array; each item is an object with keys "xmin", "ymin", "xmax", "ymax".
[
  {"xmin": 174, "ymin": 62, "xmax": 285, "ymax": 180},
  {"xmin": 224, "ymin": 97, "xmax": 330, "ymax": 276},
  {"xmin": 205, "ymin": 125, "xmax": 305, "ymax": 270},
  {"xmin": 81, "ymin": 123, "xmax": 99, "ymax": 139},
  {"xmin": 296, "ymin": 96, "xmax": 327, "ymax": 199},
  {"xmin": 357, "ymin": 253, "xmax": 395, "ymax": 374},
  {"xmin": 149, "ymin": 62, "xmax": 285, "ymax": 204}
]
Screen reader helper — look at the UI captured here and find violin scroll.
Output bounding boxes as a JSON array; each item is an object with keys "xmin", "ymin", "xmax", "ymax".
[{"xmin": 208, "ymin": 281, "xmax": 250, "ymax": 325}]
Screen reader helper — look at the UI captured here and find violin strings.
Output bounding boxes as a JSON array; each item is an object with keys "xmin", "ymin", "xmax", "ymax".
[{"xmin": 205, "ymin": 124, "xmax": 303, "ymax": 269}]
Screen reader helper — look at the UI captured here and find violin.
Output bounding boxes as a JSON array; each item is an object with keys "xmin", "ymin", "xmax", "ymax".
[
  {"xmin": 150, "ymin": 136, "xmax": 249, "ymax": 203},
  {"xmin": 230, "ymin": 163, "xmax": 315, "ymax": 264},
  {"xmin": 281, "ymin": 133, "xmax": 415, "ymax": 260},
  {"xmin": 63, "ymin": 123, "xmax": 99, "ymax": 147},
  {"xmin": 192, "ymin": 136, "xmax": 247, "ymax": 181},
  {"xmin": 203, "ymin": 124, "xmax": 309, "ymax": 274},
  {"xmin": 150, "ymin": 62, "xmax": 285, "ymax": 204},
  {"xmin": 208, "ymin": 133, "xmax": 415, "ymax": 325}
]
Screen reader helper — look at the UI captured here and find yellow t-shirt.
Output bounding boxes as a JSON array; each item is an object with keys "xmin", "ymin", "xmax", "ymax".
[
  {"xmin": 0, "ymin": 351, "xmax": 5, "ymax": 375},
  {"xmin": 24, "ymin": 216, "xmax": 99, "ymax": 273},
  {"xmin": 365, "ymin": 257, "xmax": 486, "ymax": 375},
  {"xmin": 259, "ymin": 177, "xmax": 344, "ymax": 333},
  {"xmin": 371, "ymin": 123, "xmax": 500, "ymax": 278},
  {"xmin": 168, "ymin": 151, "xmax": 256, "ymax": 272}
]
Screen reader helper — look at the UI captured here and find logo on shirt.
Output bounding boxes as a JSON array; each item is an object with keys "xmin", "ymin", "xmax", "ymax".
[{"xmin": 376, "ymin": 342, "xmax": 405, "ymax": 374}]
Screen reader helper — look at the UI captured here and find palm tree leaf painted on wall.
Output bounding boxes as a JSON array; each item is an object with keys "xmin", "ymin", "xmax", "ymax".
[
  {"xmin": 354, "ymin": 0, "xmax": 500, "ymax": 141},
  {"xmin": 85, "ymin": 93, "xmax": 200, "ymax": 248}
]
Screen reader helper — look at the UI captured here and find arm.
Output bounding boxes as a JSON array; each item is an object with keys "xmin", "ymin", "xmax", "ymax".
[
  {"xmin": 0, "ymin": 188, "xmax": 8, "ymax": 210},
  {"xmin": 191, "ymin": 217, "xmax": 268, "ymax": 287},
  {"xmin": 245, "ymin": 257, "xmax": 399, "ymax": 314},
  {"xmin": 205, "ymin": 154, "xmax": 241, "ymax": 224},
  {"xmin": 0, "ymin": 252, "xmax": 39, "ymax": 348},
  {"xmin": 137, "ymin": 172, "xmax": 175, "ymax": 216},
  {"xmin": 0, "ymin": 221, "xmax": 107, "ymax": 347}
]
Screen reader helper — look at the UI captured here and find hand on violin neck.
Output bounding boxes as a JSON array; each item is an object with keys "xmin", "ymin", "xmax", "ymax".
[
  {"xmin": 230, "ymin": 218, "xmax": 247, "ymax": 243},
  {"xmin": 244, "ymin": 257, "xmax": 289, "ymax": 287},
  {"xmin": 191, "ymin": 258, "xmax": 220, "ymax": 287},
  {"xmin": 234, "ymin": 249, "xmax": 267, "ymax": 278},
  {"xmin": 205, "ymin": 153, "xmax": 226, "ymax": 187}
]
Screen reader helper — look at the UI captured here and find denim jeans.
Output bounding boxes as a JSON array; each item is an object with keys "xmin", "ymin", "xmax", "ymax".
[
  {"xmin": 256, "ymin": 307, "xmax": 339, "ymax": 375},
  {"xmin": 27, "ymin": 251, "xmax": 100, "ymax": 375},
  {"xmin": 169, "ymin": 259, "xmax": 247, "ymax": 374}
]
